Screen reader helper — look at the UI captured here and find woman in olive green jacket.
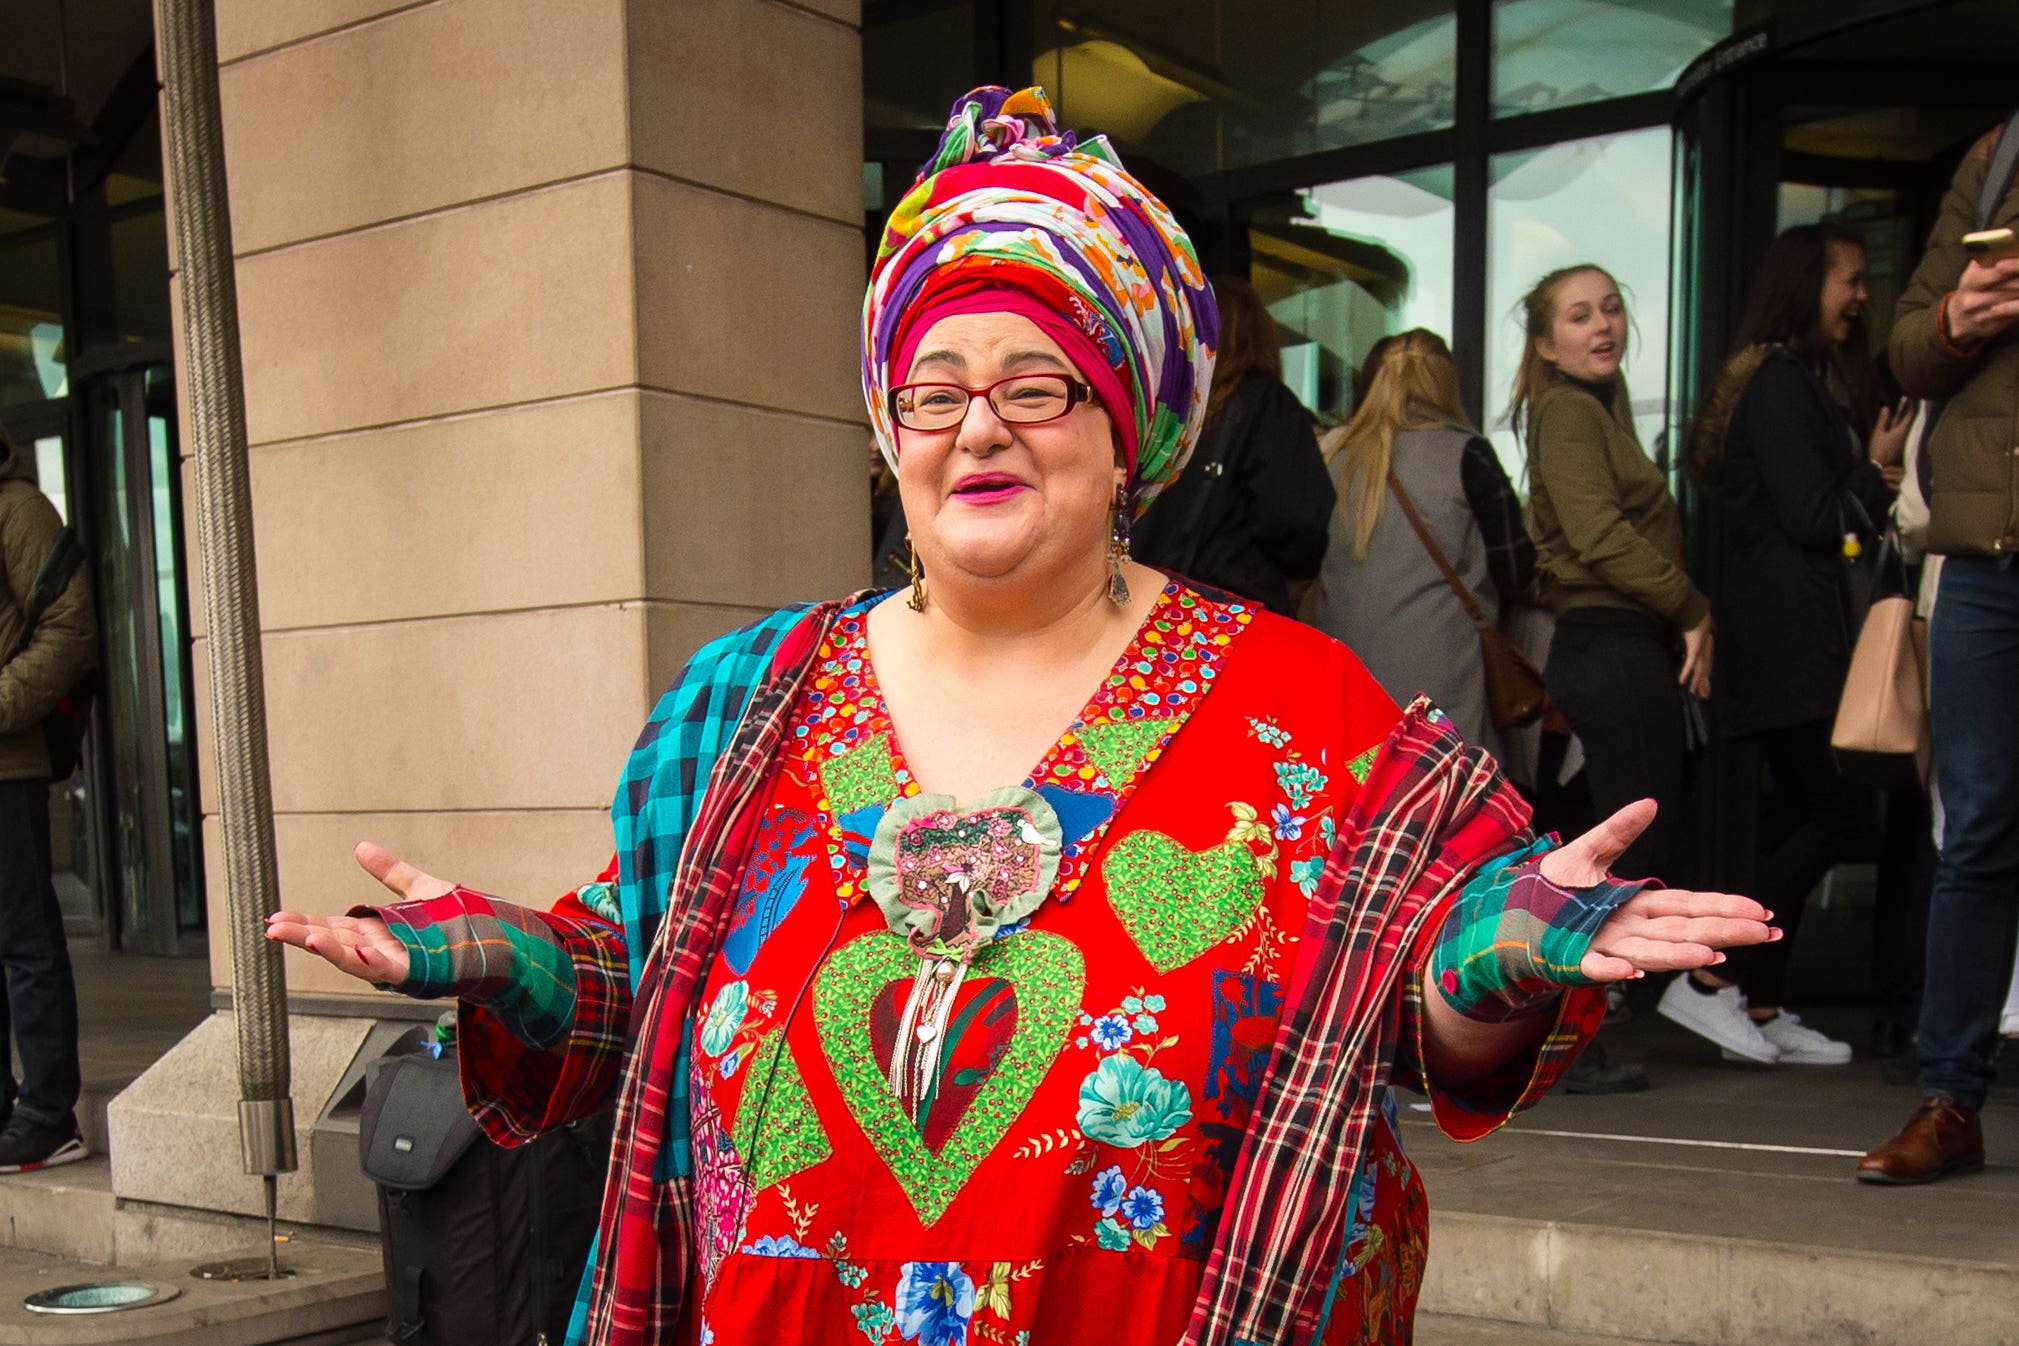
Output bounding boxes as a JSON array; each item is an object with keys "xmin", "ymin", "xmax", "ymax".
[{"xmin": 1514, "ymin": 265, "xmax": 1712, "ymax": 891}]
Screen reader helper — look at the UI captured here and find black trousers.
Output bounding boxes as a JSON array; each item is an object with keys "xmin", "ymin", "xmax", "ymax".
[
  {"xmin": 0, "ymin": 778, "xmax": 80, "ymax": 1129},
  {"xmin": 1718, "ymin": 719, "xmax": 1876, "ymax": 1008},
  {"xmin": 1545, "ymin": 609, "xmax": 1686, "ymax": 882},
  {"xmin": 1872, "ymin": 788, "xmax": 1935, "ymax": 1029}
]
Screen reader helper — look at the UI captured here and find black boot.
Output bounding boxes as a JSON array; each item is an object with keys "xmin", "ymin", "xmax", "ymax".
[{"xmin": 1557, "ymin": 1039, "xmax": 1649, "ymax": 1095}]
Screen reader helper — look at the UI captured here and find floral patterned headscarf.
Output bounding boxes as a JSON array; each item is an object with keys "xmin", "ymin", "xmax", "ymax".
[{"xmin": 863, "ymin": 85, "xmax": 1219, "ymax": 511}]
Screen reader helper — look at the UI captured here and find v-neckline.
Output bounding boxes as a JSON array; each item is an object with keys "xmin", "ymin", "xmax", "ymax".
[{"xmin": 789, "ymin": 582, "xmax": 1256, "ymax": 909}]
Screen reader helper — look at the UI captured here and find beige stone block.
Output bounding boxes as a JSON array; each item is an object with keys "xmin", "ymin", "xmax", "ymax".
[
  {"xmin": 107, "ymin": 1011, "xmax": 372, "ymax": 1222},
  {"xmin": 245, "ymin": 393, "xmax": 646, "ymax": 630},
  {"xmin": 192, "ymin": 603, "xmax": 652, "ymax": 818},
  {"xmin": 226, "ymin": 604, "xmax": 656, "ymax": 816},
  {"xmin": 203, "ymin": 808, "xmax": 616, "ymax": 994},
  {"xmin": 628, "ymin": 0, "xmax": 861, "ymax": 225},
  {"xmin": 633, "ymin": 174, "xmax": 864, "ymax": 423},
  {"xmin": 215, "ymin": 0, "xmax": 422, "ymax": 63},
  {"xmin": 1723, "ymin": 1243, "xmax": 2019, "ymax": 1346},
  {"xmin": 1419, "ymin": 1212, "xmax": 1551, "ymax": 1327},
  {"xmin": 639, "ymin": 391, "xmax": 868, "ymax": 609},
  {"xmin": 1545, "ymin": 1222, "xmax": 1726, "ymax": 1344},
  {"xmin": 237, "ymin": 172, "xmax": 636, "ymax": 445},
  {"xmin": 644, "ymin": 599, "xmax": 776, "ymax": 697},
  {"xmin": 221, "ymin": 0, "xmax": 628, "ymax": 253}
]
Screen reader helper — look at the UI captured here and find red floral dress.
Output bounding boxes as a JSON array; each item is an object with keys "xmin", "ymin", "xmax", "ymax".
[{"xmin": 685, "ymin": 584, "xmax": 1534, "ymax": 1345}]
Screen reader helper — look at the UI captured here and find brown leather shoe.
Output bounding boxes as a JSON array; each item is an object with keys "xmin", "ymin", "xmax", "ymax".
[{"xmin": 1856, "ymin": 1096, "xmax": 1985, "ymax": 1185}]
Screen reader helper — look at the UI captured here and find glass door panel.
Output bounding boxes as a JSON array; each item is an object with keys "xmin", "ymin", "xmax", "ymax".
[
  {"xmin": 83, "ymin": 359, "xmax": 198, "ymax": 954},
  {"xmin": 1248, "ymin": 164, "xmax": 1457, "ymax": 420}
]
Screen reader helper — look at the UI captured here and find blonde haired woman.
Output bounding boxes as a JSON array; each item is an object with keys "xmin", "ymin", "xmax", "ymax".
[{"xmin": 1303, "ymin": 330, "xmax": 1534, "ymax": 755}]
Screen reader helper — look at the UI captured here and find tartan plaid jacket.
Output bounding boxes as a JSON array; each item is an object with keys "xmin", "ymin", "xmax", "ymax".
[{"xmin": 370, "ymin": 597, "xmax": 1607, "ymax": 1346}]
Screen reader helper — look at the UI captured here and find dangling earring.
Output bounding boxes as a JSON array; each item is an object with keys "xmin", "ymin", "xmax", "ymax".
[
  {"xmin": 1107, "ymin": 491, "xmax": 1132, "ymax": 607},
  {"xmin": 906, "ymin": 533, "xmax": 927, "ymax": 613}
]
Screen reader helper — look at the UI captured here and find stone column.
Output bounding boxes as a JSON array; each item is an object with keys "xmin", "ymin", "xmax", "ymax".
[{"xmin": 191, "ymin": 0, "xmax": 868, "ymax": 1000}]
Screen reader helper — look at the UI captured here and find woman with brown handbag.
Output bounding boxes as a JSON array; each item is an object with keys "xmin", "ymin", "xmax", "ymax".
[{"xmin": 1302, "ymin": 330, "xmax": 1537, "ymax": 758}]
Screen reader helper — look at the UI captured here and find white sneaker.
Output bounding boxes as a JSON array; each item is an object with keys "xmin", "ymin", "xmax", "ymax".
[
  {"xmin": 1745, "ymin": 1011, "xmax": 1851, "ymax": 1065},
  {"xmin": 1657, "ymin": 975, "xmax": 1780, "ymax": 1064}
]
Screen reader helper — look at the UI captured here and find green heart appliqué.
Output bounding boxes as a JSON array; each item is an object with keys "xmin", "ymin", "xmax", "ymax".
[
  {"xmin": 814, "ymin": 930, "xmax": 1083, "ymax": 1227},
  {"xmin": 1102, "ymin": 830, "xmax": 1265, "ymax": 973}
]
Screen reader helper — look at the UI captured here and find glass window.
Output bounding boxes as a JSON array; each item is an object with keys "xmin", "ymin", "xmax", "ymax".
[
  {"xmin": 1028, "ymin": 3, "xmax": 1455, "ymax": 176},
  {"xmin": 1485, "ymin": 126, "xmax": 1674, "ymax": 477},
  {"xmin": 0, "ymin": 210, "xmax": 66, "ymax": 406},
  {"xmin": 1492, "ymin": 0, "xmax": 1729, "ymax": 118},
  {"xmin": 864, "ymin": 0, "xmax": 976, "ymax": 132},
  {"xmin": 1314, "ymin": 4, "xmax": 1457, "ymax": 154},
  {"xmin": 1248, "ymin": 165, "xmax": 1455, "ymax": 419}
]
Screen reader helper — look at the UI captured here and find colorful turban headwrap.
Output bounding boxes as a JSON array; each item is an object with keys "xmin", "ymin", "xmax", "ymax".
[{"xmin": 863, "ymin": 86, "xmax": 1219, "ymax": 511}]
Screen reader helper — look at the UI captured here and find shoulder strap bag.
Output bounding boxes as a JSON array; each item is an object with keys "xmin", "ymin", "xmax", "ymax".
[
  {"xmin": 1831, "ymin": 523, "xmax": 1931, "ymax": 791},
  {"xmin": 1387, "ymin": 469, "xmax": 1546, "ymax": 729}
]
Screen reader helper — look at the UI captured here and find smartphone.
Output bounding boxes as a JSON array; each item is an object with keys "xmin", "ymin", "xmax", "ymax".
[{"xmin": 1963, "ymin": 228, "xmax": 2019, "ymax": 264}]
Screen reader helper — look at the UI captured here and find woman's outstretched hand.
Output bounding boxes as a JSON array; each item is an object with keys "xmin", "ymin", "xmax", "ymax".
[
  {"xmin": 1541, "ymin": 799, "xmax": 1778, "ymax": 984},
  {"xmin": 263, "ymin": 842, "xmax": 449, "ymax": 986}
]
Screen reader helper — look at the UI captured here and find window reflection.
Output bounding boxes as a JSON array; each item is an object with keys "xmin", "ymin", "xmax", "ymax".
[
  {"xmin": 1492, "ymin": 0, "xmax": 1729, "ymax": 118},
  {"xmin": 1028, "ymin": 3, "xmax": 1456, "ymax": 175},
  {"xmin": 0, "ymin": 212, "xmax": 66, "ymax": 406},
  {"xmin": 1249, "ymin": 166, "xmax": 1455, "ymax": 418},
  {"xmin": 1486, "ymin": 126, "xmax": 1674, "ymax": 477}
]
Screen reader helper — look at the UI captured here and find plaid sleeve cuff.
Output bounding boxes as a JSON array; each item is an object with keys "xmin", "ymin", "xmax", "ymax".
[
  {"xmin": 360, "ymin": 887, "xmax": 581, "ymax": 1050},
  {"xmin": 1401, "ymin": 951, "xmax": 1607, "ymax": 1141},
  {"xmin": 1428, "ymin": 841, "xmax": 1654, "ymax": 1022}
]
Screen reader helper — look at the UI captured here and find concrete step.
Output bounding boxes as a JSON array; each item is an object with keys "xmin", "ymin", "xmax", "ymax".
[
  {"xmin": 0, "ymin": 1156, "xmax": 379, "ymax": 1270},
  {"xmin": 1408, "ymin": 1005, "xmax": 2019, "ymax": 1346},
  {"xmin": 1419, "ymin": 1314, "xmax": 1684, "ymax": 1346},
  {"xmin": 0, "ymin": 1239, "xmax": 382, "ymax": 1345}
]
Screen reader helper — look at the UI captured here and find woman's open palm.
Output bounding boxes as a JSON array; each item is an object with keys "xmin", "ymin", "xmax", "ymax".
[
  {"xmin": 264, "ymin": 842, "xmax": 448, "ymax": 986},
  {"xmin": 1541, "ymin": 799, "xmax": 1779, "ymax": 983}
]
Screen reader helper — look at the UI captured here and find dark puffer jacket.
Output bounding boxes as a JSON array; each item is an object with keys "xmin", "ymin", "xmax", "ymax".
[
  {"xmin": 1704, "ymin": 348, "xmax": 1893, "ymax": 738},
  {"xmin": 0, "ymin": 439, "xmax": 96, "ymax": 782}
]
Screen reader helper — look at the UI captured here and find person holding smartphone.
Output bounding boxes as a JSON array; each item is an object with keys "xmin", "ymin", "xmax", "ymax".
[
  {"xmin": 1674, "ymin": 224, "xmax": 1905, "ymax": 1069},
  {"xmin": 1860, "ymin": 118, "xmax": 2019, "ymax": 1185}
]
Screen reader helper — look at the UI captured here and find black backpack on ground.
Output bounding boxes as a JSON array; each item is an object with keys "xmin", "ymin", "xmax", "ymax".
[{"xmin": 360, "ymin": 1047, "xmax": 613, "ymax": 1346}]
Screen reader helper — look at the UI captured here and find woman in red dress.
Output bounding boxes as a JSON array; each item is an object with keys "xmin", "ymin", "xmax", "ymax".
[{"xmin": 269, "ymin": 87, "xmax": 1773, "ymax": 1346}]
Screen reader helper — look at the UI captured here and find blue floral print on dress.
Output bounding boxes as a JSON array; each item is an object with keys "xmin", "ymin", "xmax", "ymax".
[
  {"xmin": 1120, "ymin": 1185, "xmax": 1165, "ymax": 1230},
  {"xmin": 1089, "ymin": 1012, "xmax": 1132, "ymax": 1051},
  {"xmin": 894, "ymin": 1261, "xmax": 976, "ymax": 1346},
  {"xmin": 1091, "ymin": 1164, "xmax": 1127, "ymax": 1216}
]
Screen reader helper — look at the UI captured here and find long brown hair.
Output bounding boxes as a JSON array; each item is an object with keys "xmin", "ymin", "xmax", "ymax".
[
  {"xmin": 1204, "ymin": 274, "xmax": 1282, "ymax": 427},
  {"xmin": 1505, "ymin": 263, "xmax": 1627, "ymax": 444},
  {"xmin": 1329, "ymin": 329, "xmax": 1471, "ymax": 559}
]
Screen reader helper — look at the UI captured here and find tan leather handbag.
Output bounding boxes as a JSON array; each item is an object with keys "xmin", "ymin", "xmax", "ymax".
[{"xmin": 1831, "ymin": 591, "xmax": 1931, "ymax": 790}]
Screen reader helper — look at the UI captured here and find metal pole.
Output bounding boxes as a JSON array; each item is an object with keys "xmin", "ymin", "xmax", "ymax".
[{"xmin": 155, "ymin": 0, "xmax": 297, "ymax": 1229}]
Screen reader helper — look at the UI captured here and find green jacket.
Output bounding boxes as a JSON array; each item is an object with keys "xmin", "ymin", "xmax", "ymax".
[
  {"xmin": 0, "ymin": 442, "xmax": 96, "ymax": 782},
  {"xmin": 1525, "ymin": 377, "xmax": 1709, "ymax": 632},
  {"xmin": 1890, "ymin": 124, "xmax": 2019, "ymax": 557}
]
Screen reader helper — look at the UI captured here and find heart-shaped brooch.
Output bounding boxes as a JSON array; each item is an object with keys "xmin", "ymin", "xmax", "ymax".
[{"xmin": 865, "ymin": 788, "xmax": 1065, "ymax": 962}]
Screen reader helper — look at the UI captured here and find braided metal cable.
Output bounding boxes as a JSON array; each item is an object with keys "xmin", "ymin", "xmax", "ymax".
[{"xmin": 157, "ymin": 0, "xmax": 295, "ymax": 1153}]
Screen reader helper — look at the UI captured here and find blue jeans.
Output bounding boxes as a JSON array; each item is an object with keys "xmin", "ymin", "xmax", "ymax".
[
  {"xmin": 1918, "ymin": 557, "xmax": 2019, "ymax": 1108},
  {"xmin": 0, "ymin": 778, "xmax": 80, "ymax": 1129}
]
